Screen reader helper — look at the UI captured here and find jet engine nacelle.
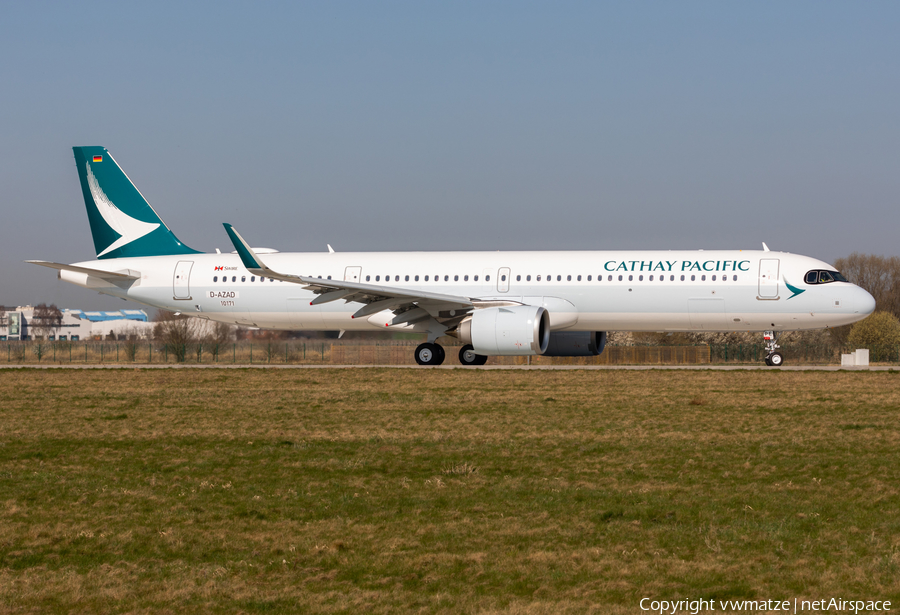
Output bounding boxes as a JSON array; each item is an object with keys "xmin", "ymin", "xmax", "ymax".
[
  {"xmin": 543, "ymin": 331, "xmax": 607, "ymax": 357},
  {"xmin": 458, "ymin": 306, "xmax": 550, "ymax": 356}
]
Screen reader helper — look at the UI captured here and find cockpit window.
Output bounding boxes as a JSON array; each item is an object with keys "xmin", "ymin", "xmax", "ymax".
[{"xmin": 804, "ymin": 270, "xmax": 847, "ymax": 284}]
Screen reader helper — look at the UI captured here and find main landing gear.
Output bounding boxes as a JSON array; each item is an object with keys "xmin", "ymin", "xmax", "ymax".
[
  {"xmin": 414, "ymin": 342, "xmax": 488, "ymax": 366},
  {"xmin": 459, "ymin": 344, "xmax": 487, "ymax": 366},
  {"xmin": 763, "ymin": 330, "xmax": 784, "ymax": 367},
  {"xmin": 414, "ymin": 342, "xmax": 445, "ymax": 366}
]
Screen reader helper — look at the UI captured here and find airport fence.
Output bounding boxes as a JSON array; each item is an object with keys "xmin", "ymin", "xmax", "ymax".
[
  {"xmin": 2, "ymin": 339, "xmax": 709, "ymax": 366},
  {"xmin": 2, "ymin": 339, "xmax": 898, "ymax": 366}
]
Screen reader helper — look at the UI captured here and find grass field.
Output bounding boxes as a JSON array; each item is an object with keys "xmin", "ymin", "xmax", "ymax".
[{"xmin": 1, "ymin": 368, "xmax": 899, "ymax": 613}]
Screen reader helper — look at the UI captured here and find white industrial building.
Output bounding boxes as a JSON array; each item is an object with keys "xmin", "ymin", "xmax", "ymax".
[{"xmin": 0, "ymin": 306, "xmax": 153, "ymax": 341}]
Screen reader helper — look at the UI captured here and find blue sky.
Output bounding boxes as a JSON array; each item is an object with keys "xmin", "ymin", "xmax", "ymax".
[{"xmin": 2, "ymin": 1, "xmax": 898, "ymax": 309}]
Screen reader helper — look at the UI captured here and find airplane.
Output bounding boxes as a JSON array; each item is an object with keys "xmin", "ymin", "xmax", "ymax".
[{"xmin": 28, "ymin": 146, "xmax": 876, "ymax": 367}]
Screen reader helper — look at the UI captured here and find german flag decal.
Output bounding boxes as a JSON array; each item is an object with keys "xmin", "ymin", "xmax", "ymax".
[{"xmin": 93, "ymin": 155, "xmax": 102, "ymax": 162}]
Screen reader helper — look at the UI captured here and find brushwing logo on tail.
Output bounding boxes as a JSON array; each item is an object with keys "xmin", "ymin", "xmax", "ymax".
[{"xmin": 86, "ymin": 162, "xmax": 159, "ymax": 256}]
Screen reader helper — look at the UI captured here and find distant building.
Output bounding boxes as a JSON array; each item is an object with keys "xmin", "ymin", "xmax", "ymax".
[{"xmin": 0, "ymin": 306, "xmax": 153, "ymax": 341}]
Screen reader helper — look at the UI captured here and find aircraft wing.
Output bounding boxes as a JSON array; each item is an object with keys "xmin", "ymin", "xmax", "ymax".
[
  {"xmin": 26, "ymin": 260, "xmax": 140, "ymax": 280},
  {"xmin": 223, "ymin": 224, "xmax": 474, "ymax": 322}
]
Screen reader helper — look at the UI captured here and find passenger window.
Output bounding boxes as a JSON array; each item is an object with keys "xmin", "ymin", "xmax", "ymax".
[
  {"xmin": 405, "ymin": 275, "xmax": 409, "ymax": 281},
  {"xmin": 680, "ymin": 275, "xmax": 685, "ymax": 281},
  {"xmin": 628, "ymin": 275, "xmax": 633, "ymax": 281},
  {"xmin": 733, "ymin": 275, "xmax": 737, "ymax": 281},
  {"xmin": 424, "ymin": 275, "xmax": 429, "ymax": 281},
  {"xmin": 711, "ymin": 275, "xmax": 716, "ymax": 281},
  {"xmin": 474, "ymin": 275, "xmax": 479, "ymax": 281},
  {"xmin": 415, "ymin": 275, "xmax": 419, "ymax": 281},
  {"xmin": 251, "ymin": 276, "xmax": 256, "ymax": 282},
  {"xmin": 465, "ymin": 275, "xmax": 469, "ymax": 281},
  {"xmin": 639, "ymin": 275, "xmax": 643, "ymax": 281},
  {"xmin": 608, "ymin": 275, "xmax": 613, "ymax": 281},
  {"xmin": 618, "ymin": 275, "xmax": 623, "ymax": 281},
  {"xmin": 516, "ymin": 275, "xmax": 521, "ymax": 281},
  {"xmin": 567, "ymin": 275, "xmax": 572, "ymax": 281},
  {"xmin": 587, "ymin": 275, "xmax": 592, "ymax": 281},
  {"xmin": 670, "ymin": 275, "xmax": 674, "ymax": 281},
  {"xmin": 328, "ymin": 276, "xmax": 332, "ymax": 280},
  {"xmin": 537, "ymin": 275, "xmax": 541, "ymax": 281},
  {"xmin": 501, "ymin": 275, "xmax": 506, "ymax": 281},
  {"xmin": 365, "ymin": 275, "xmax": 370, "ymax": 281},
  {"xmin": 486, "ymin": 275, "xmax": 490, "ymax": 281},
  {"xmin": 805, "ymin": 271, "xmax": 818, "ymax": 284},
  {"xmin": 527, "ymin": 275, "xmax": 531, "ymax": 281},
  {"xmin": 241, "ymin": 276, "xmax": 246, "ymax": 282},
  {"xmin": 691, "ymin": 275, "xmax": 696, "ymax": 281},
  {"xmin": 577, "ymin": 275, "xmax": 581, "ymax": 281},
  {"xmin": 444, "ymin": 275, "xmax": 449, "ymax": 281},
  {"xmin": 454, "ymin": 275, "xmax": 459, "ymax": 281},
  {"xmin": 649, "ymin": 275, "xmax": 653, "ymax": 281},
  {"xmin": 376, "ymin": 275, "xmax": 380, "ymax": 282},
  {"xmin": 213, "ymin": 276, "xmax": 218, "ymax": 282},
  {"xmin": 557, "ymin": 275, "xmax": 562, "ymax": 281},
  {"xmin": 701, "ymin": 275, "xmax": 706, "ymax": 281}
]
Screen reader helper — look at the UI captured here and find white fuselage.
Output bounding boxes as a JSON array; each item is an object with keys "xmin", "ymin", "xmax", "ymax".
[{"xmin": 59, "ymin": 249, "xmax": 875, "ymax": 334}]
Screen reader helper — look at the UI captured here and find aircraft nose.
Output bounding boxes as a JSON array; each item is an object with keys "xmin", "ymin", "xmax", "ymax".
[{"xmin": 854, "ymin": 286, "xmax": 876, "ymax": 315}]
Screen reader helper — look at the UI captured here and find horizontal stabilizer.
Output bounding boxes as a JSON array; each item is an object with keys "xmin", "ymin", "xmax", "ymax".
[{"xmin": 26, "ymin": 260, "xmax": 140, "ymax": 280}]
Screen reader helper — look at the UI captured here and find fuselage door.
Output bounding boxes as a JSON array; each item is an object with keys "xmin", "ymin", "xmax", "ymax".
[
  {"xmin": 344, "ymin": 266, "xmax": 361, "ymax": 283},
  {"xmin": 758, "ymin": 258, "xmax": 780, "ymax": 298},
  {"xmin": 498, "ymin": 267, "xmax": 511, "ymax": 293},
  {"xmin": 173, "ymin": 260, "xmax": 194, "ymax": 300}
]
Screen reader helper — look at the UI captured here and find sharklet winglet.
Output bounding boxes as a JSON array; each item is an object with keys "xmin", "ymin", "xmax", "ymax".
[{"xmin": 223, "ymin": 224, "xmax": 266, "ymax": 271}]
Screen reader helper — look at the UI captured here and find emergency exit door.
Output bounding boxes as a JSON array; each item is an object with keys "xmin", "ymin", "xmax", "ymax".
[
  {"xmin": 498, "ymin": 267, "xmax": 511, "ymax": 292},
  {"xmin": 344, "ymin": 266, "xmax": 361, "ymax": 283}
]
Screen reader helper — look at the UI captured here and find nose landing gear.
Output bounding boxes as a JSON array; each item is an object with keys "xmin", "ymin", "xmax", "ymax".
[{"xmin": 763, "ymin": 331, "xmax": 784, "ymax": 366}]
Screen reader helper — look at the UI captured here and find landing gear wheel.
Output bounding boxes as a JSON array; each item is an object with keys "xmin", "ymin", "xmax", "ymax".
[
  {"xmin": 762, "ymin": 330, "xmax": 783, "ymax": 367},
  {"xmin": 415, "ymin": 342, "xmax": 445, "ymax": 366},
  {"xmin": 459, "ymin": 344, "xmax": 487, "ymax": 366}
]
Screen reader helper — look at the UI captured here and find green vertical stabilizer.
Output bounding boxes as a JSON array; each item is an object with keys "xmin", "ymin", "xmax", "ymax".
[{"xmin": 73, "ymin": 146, "xmax": 200, "ymax": 259}]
